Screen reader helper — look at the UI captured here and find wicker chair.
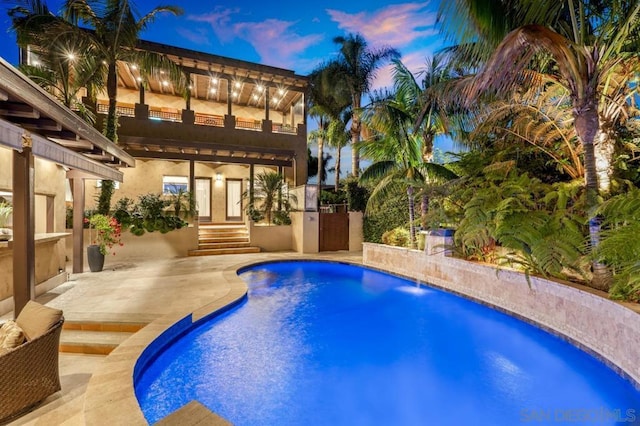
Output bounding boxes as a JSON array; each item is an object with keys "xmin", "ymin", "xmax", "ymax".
[{"xmin": 0, "ymin": 317, "xmax": 64, "ymax": 423}]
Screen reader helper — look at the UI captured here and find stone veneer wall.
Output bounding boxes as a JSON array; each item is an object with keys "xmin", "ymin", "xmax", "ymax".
[{"xmin": 363, "ymin": 242, "xmax": 640, "ymax": 387}]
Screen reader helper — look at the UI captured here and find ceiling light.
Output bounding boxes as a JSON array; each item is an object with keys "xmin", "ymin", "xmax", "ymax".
[
  {"xmin": 67, "ymin": 53, "xmax": 76, "ymax": 61},
  {"xmin": 252, "ymin": 94, "xmax": 258, "ymax": 100},
  {"xmin": 272, "ymin": 98, "xmax": 278, "ymax": 103},
  {"xmin": 232, "ymin": 92, "xmax": 238, "ymax": 97},
  {"xmin": 162, "ymin": 81, "xmax": 169, "ymax": 86},
  {"xmin": 210, "ymin": 88, "xmax": 217, "ymax": 94},
  {"xmin": 136, "ymin": 77, "xmax": 142, "ymax": 82},
  {"xmin": 234, "ymin": 81, "xmax": 241, "ymax": 88},
  {"xmin": 257, "ymin": 85, "xmax": 264, "ymax": 92},
  {"xmin": 160, "ymin": 70, "xmax": 165, "ymax": 74},
  {"xmin": 130, "ymin": 64, "xmax": 137, "ymax": 70},
  {"xmin": 278, "ymin": 88, "xmax": 284, "ymax": 95},
  {"xmin": 211, "ymin": 77, "xmax": 218, "ymax": 84}
]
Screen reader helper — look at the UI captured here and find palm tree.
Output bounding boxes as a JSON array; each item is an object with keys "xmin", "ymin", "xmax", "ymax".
[
  {"xmin": 10, "ymin": 0, "xmax": 185, "ymax": 214},
  {"xmin": 442, "ymin": 0, "xmax": 640, "ymax": 290},
  {"xmin": 330, "ymin": 34, "xmax": 400, "ymax": 177},
  {"xmin": 253, "ymin": 171, "xmax": 289, "ymax": 225},
  {"xmin": 10, "ymin": 0, "xmax": 185, "ymax": 143},
  {"xmin": 360, "ymin": 78, "xmax": 455, "ymax": 249},
  {"xmin": 308, "ymin": 62, "xmax": 351, "ymax": 198},
  {"xmin": 326, "ymin": 116, "xmax": 350, "ymax": 191}
]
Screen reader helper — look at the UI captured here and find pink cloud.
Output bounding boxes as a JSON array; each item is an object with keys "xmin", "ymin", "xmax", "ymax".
[
  {"xmin": 188, "ymin": 8, "xmax": 323, "ymax": 69},
  {"xmin": 189, "ymin": 8, "xmax": 239, "ymax": 43},
  {"xmin": 326, "ymin": 2, "xmax": 437, "ymax": 48},
  {"xmin": 176, "ymin": 28, "xmax": 211, "ymax": 46},
  {"xmin": 371, "ymin": 51, "xmax": 432, "ymax": 91},
  {"xmin": 233, "ymin": 19, "xmax": 323, "ymax": 68}
]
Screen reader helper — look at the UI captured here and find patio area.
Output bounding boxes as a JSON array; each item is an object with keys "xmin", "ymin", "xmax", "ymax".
[{"xmin": 2, "ymin": 251, "xmax": 362, "ymax": 425}]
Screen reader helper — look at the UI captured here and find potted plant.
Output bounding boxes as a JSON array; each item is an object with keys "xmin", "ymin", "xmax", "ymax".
[
  {"xmin": 85, "ymin": 214, "xmax": 123, "ymax": 272},
  {"xmin": 0, "ymin": 202, "xmax": 12, "ymax": 241}
]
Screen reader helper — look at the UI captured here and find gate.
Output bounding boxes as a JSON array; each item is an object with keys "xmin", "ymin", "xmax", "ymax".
[{"xmin": 319, "ymin": 212, "xmax": 349, "ymax": 251}]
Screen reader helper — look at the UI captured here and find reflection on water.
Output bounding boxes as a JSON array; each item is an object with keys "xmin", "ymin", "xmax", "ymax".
[{"xmin": 136, "ymin": 261, "xmax": 640, "ymax": 426}]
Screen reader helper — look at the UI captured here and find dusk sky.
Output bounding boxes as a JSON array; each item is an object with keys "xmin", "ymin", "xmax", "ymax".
[{"xmin": 0, "ymin": 0, "xmax": 452, "ymax": 180}]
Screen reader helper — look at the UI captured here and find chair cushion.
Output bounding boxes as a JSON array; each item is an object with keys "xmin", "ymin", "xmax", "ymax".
[
  {"xmin": 15, "ymin": 301, "xmax": 63, "ymax": 341},
  {"xmin": 0, "ymin": 320, "xmax": 25, "ymax": 355}
]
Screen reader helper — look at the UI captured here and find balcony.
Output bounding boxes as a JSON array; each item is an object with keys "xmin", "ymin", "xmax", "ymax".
[{"xmin": 97, "ymin": 102, "xmax": 299, "ymax": 135}]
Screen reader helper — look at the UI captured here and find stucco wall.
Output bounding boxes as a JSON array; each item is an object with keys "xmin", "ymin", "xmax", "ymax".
[
  {"xmin": 348, "ymin": 211, "xmax": 363, "ymax": 252},
  {"xmin": 0, "ymin": 237, "xmax": 67, "ymax": 315},
  {"xmin": 84, "ymin": 160, "xmax": 275, "ymax": 224},
  {"xmin": 290, "ymin": 212, "xmax": 319, "ymax": 253},
  {"xmin": 65, "ymin": 226, "xmax": 198, "ymax": 271},
  {"xmin": 362, "ymin": 242, "xmax": 640, "ymax": 387},
  {"xmin": 249, "ymin": 222, "xmax": 292, "ymax": 251}
]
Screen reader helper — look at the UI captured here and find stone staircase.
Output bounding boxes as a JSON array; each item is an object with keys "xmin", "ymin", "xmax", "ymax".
[
  {"xmin": 60, "ymin": 320, "xmax": 148, "ymax": 355},
  {"xmin": 188, "ymin": 223, "xmax": 261, "ymax": 256}
]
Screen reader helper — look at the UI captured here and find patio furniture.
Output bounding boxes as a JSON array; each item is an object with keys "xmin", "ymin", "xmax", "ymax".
[{"xmin": 0, "ymin": 301, "xmax": 64, "ymax": 423}]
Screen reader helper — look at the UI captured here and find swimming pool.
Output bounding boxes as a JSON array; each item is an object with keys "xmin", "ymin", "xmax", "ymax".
[{"xmin": 135, "ymin": 261, "xmax": 640, "ymax": 425}]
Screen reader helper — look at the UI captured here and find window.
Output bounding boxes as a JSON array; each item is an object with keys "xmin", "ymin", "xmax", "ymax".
[{"xmin": 163, "ymin": 176, "xmax": 189, "ymax": 194}]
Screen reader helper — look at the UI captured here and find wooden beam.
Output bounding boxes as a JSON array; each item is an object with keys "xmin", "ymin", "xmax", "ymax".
[
  {"xmin": 0, "ymin": 90, "xmax": 7, "ymax": 101},
  {"xmin": 12, "ymin": 142, "xmax": 35, "ymax": 317},
  {"xmin": 120, "ymin": 136, "xmax": 295, "ymax": 157},
  {"xmin": 0, "ymin": 101, "xmax": 40, "ymax": 119},
  {"xmin": 126, "ymin": 149, "xmax": 292, "ymax": 167},
  {"xmin": 72, "ymin": 178, "xmax": 85, "ymax": 273},
  {"xmin": 9, "ymin": 116, "xmax": 63, "ymax": 131}
]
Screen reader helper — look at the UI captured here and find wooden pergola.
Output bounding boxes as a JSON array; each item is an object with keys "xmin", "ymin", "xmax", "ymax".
[{"xmin": 0, "ymin": 57, "xmax": 135, "ymax": 317}]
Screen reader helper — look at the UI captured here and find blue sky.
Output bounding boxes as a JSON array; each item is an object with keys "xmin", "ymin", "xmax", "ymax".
[{"xmin": 0, "ymin": 0, "xmax": 453, "ymax": 182}]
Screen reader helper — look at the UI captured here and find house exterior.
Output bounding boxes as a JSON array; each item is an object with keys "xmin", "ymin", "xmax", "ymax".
[{"xmin": 23, "ymin": 40, "xmax": 309, "ymax": 224}]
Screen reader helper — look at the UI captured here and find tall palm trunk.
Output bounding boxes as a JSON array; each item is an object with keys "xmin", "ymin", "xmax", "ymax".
[
  {"xmin": 574, "ymin": 97, "xmax": 610, "ymax": 290},
  {"xmin": 335, "ymin": 146, "xmax": 341, "ymax": 192},
  {"xmin": 351, "ymin": 96, "xmax": 361, "ymax": 176},
  {"xmin": 594, "ymin": 126, "xmax": 614, "ymax": 194},
  {"xmin": 105, "ymin": 61, "xmax": 118, "ymax": 143},
  {"xmin": 421, "ymin": 193, "xmax": 428, "ymax": 229},
  {"xmin": 317, "ymin": 135, "xmax": 324, "ymax": 203},
  {"xmin": 407, "ymin": 185, "xmax": 416, "ymax": 249}
]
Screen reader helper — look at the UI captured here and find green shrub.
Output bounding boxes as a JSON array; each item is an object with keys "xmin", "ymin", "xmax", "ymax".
[
  {"xmin": 343, "ymin": 176, "xmax": 369, "ymax": 212},
  {"xmin": 381, "ymin": 227, "xmax": 410, "ymax": 247}
]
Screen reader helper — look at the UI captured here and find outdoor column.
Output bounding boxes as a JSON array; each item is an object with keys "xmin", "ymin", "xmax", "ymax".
[
  {"xmin": 182, "ymin": 75, "xmax": 195, "ymax": 125},
  {"xmin": 72, "ymin": 178, "xmax": 85, "ymax": 274},
  {"xmin": 277, "ymin": 165, "xmax": 283, "ymax": 211},
  {"xmin": 262, "ymin": 87, "xmax": 272, "ymax": 133},
  {"xmin": 135, "ymin": 81, "xmax": 149, "ymax": 119},
  {"xmin": 224, "ymin": 78, "xmax": 235, "ymax": 129},
  {"xmin": 12, "ymin": 135, "xmax": 35, "ymax": 317},
  {"xmin": 249, "ymin": 164, "xmax": 255, "ymax": 207},
  {"xmin": 189, "ymin": 160, "xmax": 195, "ymax": 199}
]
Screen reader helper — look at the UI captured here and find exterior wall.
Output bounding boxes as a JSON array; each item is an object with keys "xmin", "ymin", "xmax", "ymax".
[
  {"xmin": 348, "ymin": 211, "xmax": 363, "ymax": 252},
  {"xmin": 362, "ymin": 242, "xmax": 640, "ymax": 387},
  {"xmin": 84, "ymin": 160, "xmax": 276, "ymax": 224},
  {"xmin": 64, "ymin": 227, "xmax": 198, "ymax": 271},
  {"xmin": 249, "ymin": 222, "xmax": 292, "ymax": 251},
  {"xmin": 0, "ymin": 149, "xmax": 69, "ymax": 314},
  {"xmin": 290, "ymin": 211, "xmax": 319, "ymax": 253}
]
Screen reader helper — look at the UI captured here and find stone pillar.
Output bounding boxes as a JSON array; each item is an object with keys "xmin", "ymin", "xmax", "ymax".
[
  {"xmin": 182, "ymin": 109, "xmax": 195, "ymax": 125},
  {"xmin": 423, "ymin": 229, "xmax": 454, "ymax": 256}
]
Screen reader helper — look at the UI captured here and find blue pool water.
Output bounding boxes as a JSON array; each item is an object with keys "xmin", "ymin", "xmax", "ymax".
[{"xmin": 135, "ymin": 261, "xmax": 640, "ymax": 425}]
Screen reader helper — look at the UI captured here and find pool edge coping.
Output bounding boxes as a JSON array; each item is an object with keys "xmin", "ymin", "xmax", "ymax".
[{"xmin": 83, "ymin": 253, "xmax": 640, "ymax": 425}]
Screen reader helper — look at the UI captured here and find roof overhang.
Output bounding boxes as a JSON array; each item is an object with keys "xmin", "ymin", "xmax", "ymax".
[{"xmin": 0, "ymin": 56, "xmax": 135, "ymax": 180}]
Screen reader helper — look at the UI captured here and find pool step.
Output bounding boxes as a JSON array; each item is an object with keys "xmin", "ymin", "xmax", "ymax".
[
  {"xmin": 188, "ymin": 246, "xmax": 261, "ymax": 256},
  {"xmin": 60, "ymin": 320, "xmax": 147, "ymax": 355}
]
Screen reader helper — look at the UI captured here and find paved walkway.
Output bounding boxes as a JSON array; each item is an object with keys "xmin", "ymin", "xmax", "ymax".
[{"xmin": 6, "ymin": 251, "xmax": 362, "ymax": 425}]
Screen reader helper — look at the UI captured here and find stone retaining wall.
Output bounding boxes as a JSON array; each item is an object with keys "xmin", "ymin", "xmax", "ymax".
[{"xmin": 363, "ymin": 242, "xmax": 640, "ymax": 387}]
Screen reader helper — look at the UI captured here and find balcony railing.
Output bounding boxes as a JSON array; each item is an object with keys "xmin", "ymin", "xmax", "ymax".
[
  {"xmin": 149, "ymin": 109, "xmax": 181, "ymax": 122},
  {"xmin": 236, "ymin": 118, "xmax": 262, "ymax": 131},
  {"xmin": 272, "ymin": 123, "xmax": 298, "ymax": 135},
  {"xmin": 97, "ymin": 103, "xmax": 135, "ymax": 117},
  {"xmin": 96, "ymin": 102, "xmax": 303, "ymax": 135},
  {"xmin": 194, "ymin": 113, "xmax": 224, "ymax": 127}
]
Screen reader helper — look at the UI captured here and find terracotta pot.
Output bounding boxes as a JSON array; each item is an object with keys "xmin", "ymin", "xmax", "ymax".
[{"xmin": 87, "ymin": 245, "xmax": 105, "ymax": 272}]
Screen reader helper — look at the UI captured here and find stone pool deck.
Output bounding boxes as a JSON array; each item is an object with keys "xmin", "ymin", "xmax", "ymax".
[{"xmin": 5, "ymin": 251, "xmax": 362, "ymax": 425}]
